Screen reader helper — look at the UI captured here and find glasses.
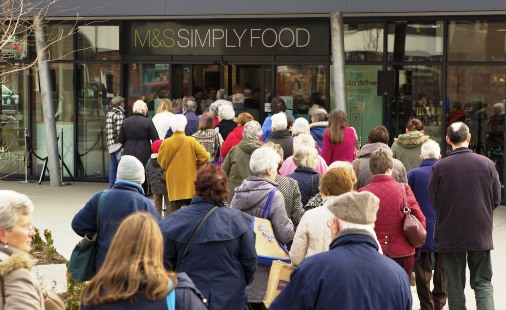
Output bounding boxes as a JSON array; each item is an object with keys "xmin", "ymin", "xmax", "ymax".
[{"xmin": 18, "ymin": 223, "xmax": 35, "ymax": 232}]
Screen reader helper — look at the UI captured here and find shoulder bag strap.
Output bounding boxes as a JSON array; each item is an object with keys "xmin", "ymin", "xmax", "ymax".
[
  {"xmin": 176, "ymin": 206, "xmax": 219, "ymax": 271},
  {"xmin": 167, "ymin": 137, "xmax": 186, "ymax": 170},
  {"xmin": 262, "ymin": 189, "xmax": 277, "ymax": 219},
  {"xmin": 401, "ymin": 183, "xmax": 410, "ymax": 214},
  {"xmin": 95, "ymin": 190, "xmax": 107, "ymax": 232}
]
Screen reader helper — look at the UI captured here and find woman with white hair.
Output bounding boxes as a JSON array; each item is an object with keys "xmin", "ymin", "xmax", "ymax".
[
  {"xmin": 230, "ymin": 146, "xmax": 294, "ymax": 310},
  {"xmin": 222, "ymin": 120, "xmax": 263, "ymax": 204},
  {"xmin": 291, "ymin": 117, "xmax": 311, "ymax": 137},
  {"xmin": 0, "ymin": 190, "xmax": 46, "ymax": 308},
  {"xmin": 217, "ymin": 104, "xmax": 237, "ymax": 140},
  {"xmin": 268, "ymin": 112, "xmax": 293, "ymax": 160},
  {"xmin": 158, "ymin": 114, "xmax": 210, "ymax": 213},
  {"xmin": 209, "ymin": 99, "xmax": 232, "ymax": 127},
  {"xmin": 279, "ymin": 134, "xmax": 328, "ymax": 176},
  {"xmin": 119, "ymin": 100, "xmax": 159, "ymax": 194},
  {"xmin": 287, "ymin": 145, "xmax": 320, "ymax": 206}
]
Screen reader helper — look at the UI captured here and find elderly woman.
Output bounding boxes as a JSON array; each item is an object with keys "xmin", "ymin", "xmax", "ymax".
[
  {"xmin": 289, "ymin": 167, "xmax": 356, "ymax": 265},
  {"xmin": 221, "ymin": 112, "xmax": 254, "ymax": 158},
  {"xmin": 358, "ymin": 147, "xmax": 426, "ymax": 277},
  {"xmin": 158, "ymin": 114, "xmax": 210, "ymax": 212},
  {"xmin": 0, "ymin": 190, "xmax": 44, "ymax": 308},
  {"xmin": 268, "ymin": 113, "xmax": 293, "ymax": 160},
  {"xmin": 287, "ymin": 145, "xmax": 320, "ymax": 206},
  {"xmin": 291, "ymin": 117, "xmax": 310, "ymax": 137},
  {"xmin": 222, "ymin": 120, "xmax": 263, "ymax": 204},
  {"xmin": 192, "ymin": 112, "xmax": 224, "ymax": 164},
  {"xmin": 217, "ymin": 104, "xmax": 237, "ymax": 141},
  {"xmin": 262, "ymin": 97, "xmax": 291, "ymax": 142},
  {"xmin": 309, "ymin": 108, "xmax": 328, "ymax": 149},
  {"xmin": 279, "ymin": 134, "xmax": 328, "ymax": 176},
  {"xmin": 230, "ymin": 146, "xmax": 294, "ymax": 310},
  {"xmin": 391, "ymin": 118, "xmax": 429, "ymax": 171},
  {"xmin": 161, "ymin": 165, "xmax": 257, "ymax": 310},
  {"xmin": 209, "ymin": 99, "xmax": 232, "ymax": 127}
]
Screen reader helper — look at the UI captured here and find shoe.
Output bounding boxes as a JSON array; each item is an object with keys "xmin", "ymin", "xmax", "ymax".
[{"xmin": 410, "ymin": 272, "xmax": 416, "ymax": 286}]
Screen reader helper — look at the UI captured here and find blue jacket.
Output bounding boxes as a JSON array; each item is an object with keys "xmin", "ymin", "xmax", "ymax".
[
  {"xmin": 310, "ymin": 125, "xmax": 326, "ymax": 149},
  {"xmin": 71, "ymin": 181, "xmax": 160, "ymax": 271},
  {"xmin": 81, "ymin": 272, "xmax": 208, "ymax": 309},
  {"xmin": 165, "ymin": 111, "xmax": 200, "ymax": 138},
  {"xmin": 270, "ymin": 231, "xmax": 412, "ymax": 310},
  {"xmin": 161, "ymin": 197, "xmax": 257, "ymax": 310},
  {"xmin": 407, "ymin": 158, "xmax": 438, "ymax": 252},
  {"xmin": 287, "ymin": 167, "xmax": 320, "ymax": 206}
]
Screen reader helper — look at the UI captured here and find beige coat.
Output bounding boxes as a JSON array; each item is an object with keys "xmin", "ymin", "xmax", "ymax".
[
  {"xmin": 0, "ymin": 247, "xmax": 45, "ymax": 310},
  {"xmin": 289, "ymin": 207, "xmax": 334, "ymax": 265}
]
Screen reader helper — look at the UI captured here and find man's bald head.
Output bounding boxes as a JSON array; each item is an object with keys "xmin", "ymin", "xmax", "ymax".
[{"xmin": 447, "ymin": 122, "xmax": 470, "ymax": 145}]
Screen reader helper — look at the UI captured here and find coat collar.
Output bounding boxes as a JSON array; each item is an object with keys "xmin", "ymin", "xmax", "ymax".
[
  {"xmin": 370, "ymin": 174, "xmax": 395, "ymax": 183},
  {"xmin": 420, "ymin": 158, "xmax": 438, "ymax": 167},
  {"xmin": 330, "ymin": 229, "xmax": 379, "ymax": 251},
  {"xmin": 294, "ymin": 166, "xmax": 318, "ymax": 174},
  {"xmin": 113, "ymin": 180, "xmax": 145, "ymax": 195},
  {"xmin": 269, "ymin": 129, "xmax": 291, "ymax": 139},
  {"xmin": 448, "ymin": 147, "xmax": 473, "ymax": 156}
]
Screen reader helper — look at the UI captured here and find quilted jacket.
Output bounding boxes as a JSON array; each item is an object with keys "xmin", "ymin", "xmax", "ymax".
[{"xmin": 358, "ymin": 175, "xmax": 426, "ymax": 257}]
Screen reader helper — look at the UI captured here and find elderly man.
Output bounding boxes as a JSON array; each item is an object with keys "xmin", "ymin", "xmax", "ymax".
[
  {"xmin": 428, "ymin": 122, "xmax": 500, "ymax": 310},
  {"xmin": 232, "ymin": 93, "xmax": 247, "ymax": 117},
  {"xmin": 165, "ymin": 98, "xmax": 200, "ymax": 137},
  {"xmin": 105, "ymin": 95, "xmax": 126, "ymax": 188},
  {"xmin": 270, "ymin": 191, "xmax": 412, "ymax": 309},
  {"xmin": 408, "ymin": 139, "xmax": 447, "ymax": 310}
]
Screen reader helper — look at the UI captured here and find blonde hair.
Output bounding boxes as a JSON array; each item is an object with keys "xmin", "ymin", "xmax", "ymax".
[
  {"xmin": 157, "ymin": 99, "xmax": 173, "ymax": 113},
  {"xmin": 81, "ymin": 212, "xmax": 177, "ymax": 306},
  {"xmin": 293, "ymin": 145, "xmax": 318, "ymax": 168}
]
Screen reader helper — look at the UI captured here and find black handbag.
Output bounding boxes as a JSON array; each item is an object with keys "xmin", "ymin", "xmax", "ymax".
[{"xmin": 67, "ymin": 190, "xmax": 107, "ymax": 282}]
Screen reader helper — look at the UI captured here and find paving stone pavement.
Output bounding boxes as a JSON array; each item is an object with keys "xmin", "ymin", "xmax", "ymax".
[{"xmin": 1, "ymin": 180, "xmax": 506, "ymax": 309}]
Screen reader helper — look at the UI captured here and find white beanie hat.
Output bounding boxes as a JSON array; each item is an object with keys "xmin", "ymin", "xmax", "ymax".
[{"xmin": 116, "ymin": 155, "xmax": 145, "ymax": 185}]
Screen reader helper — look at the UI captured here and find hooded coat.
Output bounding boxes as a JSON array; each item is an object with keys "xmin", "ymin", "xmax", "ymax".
[
  {"xmin": 230, "ymin": 177, "xmax": 295, "ymax": 303},
  {"xmin": 391, "ymin": 130, "xmax": 429, "ymax": 172},
  {"xmin": 161, "ymin": 197, "xmax": 257, "ymax": 310},
  {"xmin": 309, "ymin": 121, "xmax": 328, "ymax": 149},
  {"xmin": 221, "ymin": 125, "xmax": 244, "ymax": 158},
  {"xmin": 222, "ymin": 138, "xmax": 264, "ymax": 204}
]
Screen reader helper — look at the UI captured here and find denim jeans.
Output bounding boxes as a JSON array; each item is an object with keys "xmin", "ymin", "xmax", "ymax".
[
  {"xmin": 108, "ymin": 149, "xmax": 121, "ymax": 188},
  {"xmin": 442, "ymin": 251, "xmax": 494, "ymax": 310}
]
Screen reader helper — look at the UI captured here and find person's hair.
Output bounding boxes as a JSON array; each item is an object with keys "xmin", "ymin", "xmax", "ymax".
[
  {"xmin": 81, "ymin": 212, "xmax": 176, "ymax": 306},
  {"xmin": 271, "ymin": 113, "xmax": 288, "ymax": 131},
  {"xmin": 308, "ymin": 104, "xmax": 324, "ymax": 116},
  {"xmin": 200, "ymin": 99, "xmax": 213, "ymax": 113},
  {"xmin": 421, "ymin": 139, "xmax": 440, "ymax": 159},
  {"xmin": 406, "ymin": 118, "xmax": 424, "ymax": 132},
  {"xmin": 156, "ymin": 99, "xmax": 172, "ymax": 114},
  {"xmin": 171, "ymin": 114, "xmax": 187, "ymax": 132},
  {"xmin": 312, "ymin": 108, "xmax": 328, "ymax": 122},
  {"xmin": 172, "ymin": 98, "xmax": 183, "ymax": 113},
  {"xmin": 198, "ymin": 112, "xmax": 214, "ymax": 131},
  {"xmin": 218, "ymin": 104, "xmax": 235, "ymax": 120},
  {"xmin": 327, "ymin": 109, "xmax": 348, "ymax": 143},
  {"xmin": 270, "ymin": 97, "xmax": 287, "ymax": 114},
  {"xmin": 293, "ymin": 134, "xmax": 316, "ymax": 153},
  {"xmin": 287, "ymin": 115, "xmax": 293, "ymax": 130},
  {"xmin": 216, "ymin": 89, "xmax": 227, "ymax": 100},
  {"xmin": 183, "ymin": 99, "xmax": 196, "ymax": 112},
  {"xmin": 237, "ymin": 112, "xmax": 254, "ymax": 126},
  {"xmin": 493, "ymin": 102, "xmax": 505, "ymax": 114},
  {"xmin": 243, "ymin": 121, "xmax": 262, "ymax": 140},
  {"xmin": 320, "ymin": 168, "xmax": 354, "ymax": 196},
  {"xmin": 232, "ymin": 93, "xmax": 245, "ymax": 105},
  {"xmin": 447, "ymin": 122, "xmax": 469, "ymax": 144},
  {"xmin": 369, "ymin": 147, "xmax": 393, "ymax": 175},
  {"xmin": 292, "ymin": 146, "xmax": 317, "ymax": 168},
  {"xmin": 209, "ymin": 100, "xmax": 230, "ymax": 118},
  {"xmin": 328, "ymin": 161, "xmax": 357, "ymax": 186},
  {"xmin": 250, "ymin": 147, "xmax": 280, "ymax": 177},
  {"xmin": 451, "ymin": 101, "xmax": 463, "ymax": 110},
  {"xmin": 264, "ymin": 142, "xmax": 284, "ymax": 166},
  {"xmin": 0, "ymin": 190, "xmax": 34, "ymax": 230},
  {"xmin": 195, "ymin": 165, "xmax": 228, "ymax": 203},
  {"xmin": 292, "ymin": 118, "xmax": 310, "ymax": 136},
  {"xmin": 367, "ymin": 126, "xmax": 389, "ymax": 144},
  {"xmin": 243, "ymin": 88, "xmax": 253, "ymax": 97},
  {"xmin": 336, "ymin": 217, "xmax": 376, "ymax": 235},
  {"xmin": 132, "ymin": 100, "xmax": 148, "ymax": 115}
]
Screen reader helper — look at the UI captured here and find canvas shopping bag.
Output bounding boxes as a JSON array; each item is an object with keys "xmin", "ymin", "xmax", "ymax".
[{"xmin": 263, "ymin": 260, "xmax": 295, "ymax": 308}]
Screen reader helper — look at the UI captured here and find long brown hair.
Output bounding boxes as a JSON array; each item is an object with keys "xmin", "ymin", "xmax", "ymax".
[
  {"xmin": 81, "ymin": 212, "xmax": 177, "ymax": 306},
  {"xmin": 328, "ymin": 109, "xmax": 348, "ymax": 143}
]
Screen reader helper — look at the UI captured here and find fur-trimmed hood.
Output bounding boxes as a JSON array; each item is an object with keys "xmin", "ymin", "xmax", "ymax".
[
  {"xmin": 0, "ymin": 249, "xmax": 33, "ymax": 277},
  {"xmin": 309, "ymin": 121, "xmax": 328, "ymax": 129},
  {"xmin": 393, "ymin": 130, "xmax": 429, "ymax": 148}
]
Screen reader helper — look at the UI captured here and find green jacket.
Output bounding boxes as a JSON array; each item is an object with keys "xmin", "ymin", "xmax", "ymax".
[
  {"xmin": 222, "ymin": 138, "xmax": 263, "ymax": 204},
  {"xmin": 391, "ymin": 130, "xmax": 429, "ymax": 172}
]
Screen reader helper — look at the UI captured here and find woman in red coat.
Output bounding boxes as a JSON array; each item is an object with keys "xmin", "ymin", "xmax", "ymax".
[
  {"xmin": 358, "ymin": 147, "xmax": 426, "ymax": 277},
  {"xmin": 221, "ymin": 112, "xmax": 254, "ymax": 158}
]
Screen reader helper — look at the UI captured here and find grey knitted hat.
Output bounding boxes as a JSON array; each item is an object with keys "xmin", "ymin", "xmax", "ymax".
[
  {"xmin": 326, "ymin": 191, "xmax": 379, "ymax": 225},
  {"xmin": 116, "ymin": 155, "xmax": 145, "ymax": 185}
]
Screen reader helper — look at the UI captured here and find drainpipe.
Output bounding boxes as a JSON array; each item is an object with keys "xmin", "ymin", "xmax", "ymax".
[{"xmin": 330, "ymin": 12, "xmax": 347, "ymax": 112}]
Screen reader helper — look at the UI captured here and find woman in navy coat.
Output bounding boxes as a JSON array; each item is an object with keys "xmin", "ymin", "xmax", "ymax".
[{"xmin": 160, "ymin": 165, "xmax": 257, "ymax": 310}]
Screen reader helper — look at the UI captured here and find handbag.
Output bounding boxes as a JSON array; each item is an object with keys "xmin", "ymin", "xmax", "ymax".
[
  {"xmin": 67, "ymin": 190, "xmax": 107, "ymax": 282},
  {"xmin": 161, "ymin": 137, "xmax": 186, "ymax": 181},
  {"xmin": 401, "ymin": 184, "xmax": 426, "ymax": 248},
  {"xmin": 263, "ymin": 260, "xmax": 295, "ymax": 308},
  {"xmin": 253, "ymin": 189, "xmax": 291, "ymax": 266}
]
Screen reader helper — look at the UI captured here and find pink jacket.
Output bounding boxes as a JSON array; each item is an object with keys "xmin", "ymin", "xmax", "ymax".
[
  {"xmin": 321, "ymin": 127, "xmax": 356, "ymax": 164},
  {"xmin": 279, "ymin": 155, "xmax": 328, "ymax": 176}
]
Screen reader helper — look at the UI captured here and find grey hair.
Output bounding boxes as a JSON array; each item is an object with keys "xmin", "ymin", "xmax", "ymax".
[
  {"xmin": 250, "ymin": 146, "xmax": 280, "ymax": 177},
  {"xmin": 271, "ymin": 113, "xmax": 288, "ymax": 131},
  {"xmin": 217, "ymin": 89, "xmax": 228, "ymax": 100},
  {"xmin": 292, "ymin": 118, "xmax": 310, "ymax": 136},
  {"xmin": 200, "ymin": 99, "xmax": 213, "ymax": 113},
  {"xmin": 293, "ymin": 145, "xmax": 318, "ymax": 168},
  {"xmin": 293, "ymin": 134, "xmax": 316, "ymax": 152},
  {"xmin": 312, "ymin": 108, "xmax": 328, "ymax": 122},
  {"xmin": 132, "ymin": 100, "xmax": 148, "ymax": 115},
  {"xmin": 243, "ymin": 121, "xmax": 262, "ymax": 140},
  {"xmin": 209, "ymin": 100, "xmax": 232, "ymax": 118},
  {"xmin": 232, "ymin": 93, "xmax": 245, "ymax": 105},
  {"xmin": 218, "ymin": 104, "xmax": 235, "ymax": 120},
  {"xmin": 171, "ymin": 114, "xmax": 188, "ymax": 132},
  {"xmin": 421, "ymin": 139, "xmax": 440, "ymax": 159},
  {"xmin": 183, "ymin": 99, "xmax": 197, "ymax": 112},
  {"xmin": 0, "ymin": 190, "xmax": 34, "ymax": 230}
]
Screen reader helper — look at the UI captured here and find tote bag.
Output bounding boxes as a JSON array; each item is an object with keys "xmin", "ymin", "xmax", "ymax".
[
  {"xmin": 263, "ymin": 260, "xmax": 295, "ymax": 308},
  {"xmin": 253, "ymin": 189, "xmax": 291, "ymax": 265}
]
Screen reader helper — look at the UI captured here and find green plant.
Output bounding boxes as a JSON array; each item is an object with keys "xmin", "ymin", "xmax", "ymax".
[
  {"xmin": 43, "ymin": 229, "xmax": 58, "ymax": 257},
  {"xmin": 65, "ymin": 279, "xmax": 86, "ymax": 310},
  {"xmin": 32, "ymin": 227, "xmax": 45, "ymax": 252}
]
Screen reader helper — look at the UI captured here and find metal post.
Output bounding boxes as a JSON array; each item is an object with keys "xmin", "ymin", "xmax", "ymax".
[
  {"xmin": 60, "ymin": 128, "xmax": 69, "ymax": 185},
  {"xmin": 34, "ymin": 14, "xmax": 62, "ymax": 186},
  {"xmin": 330, "ymin": 12, "xmax": 347, "ymax": 112},
  {"xmin": 19, "ymin": 128, "xmax": 32, "ymax": 184}
]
